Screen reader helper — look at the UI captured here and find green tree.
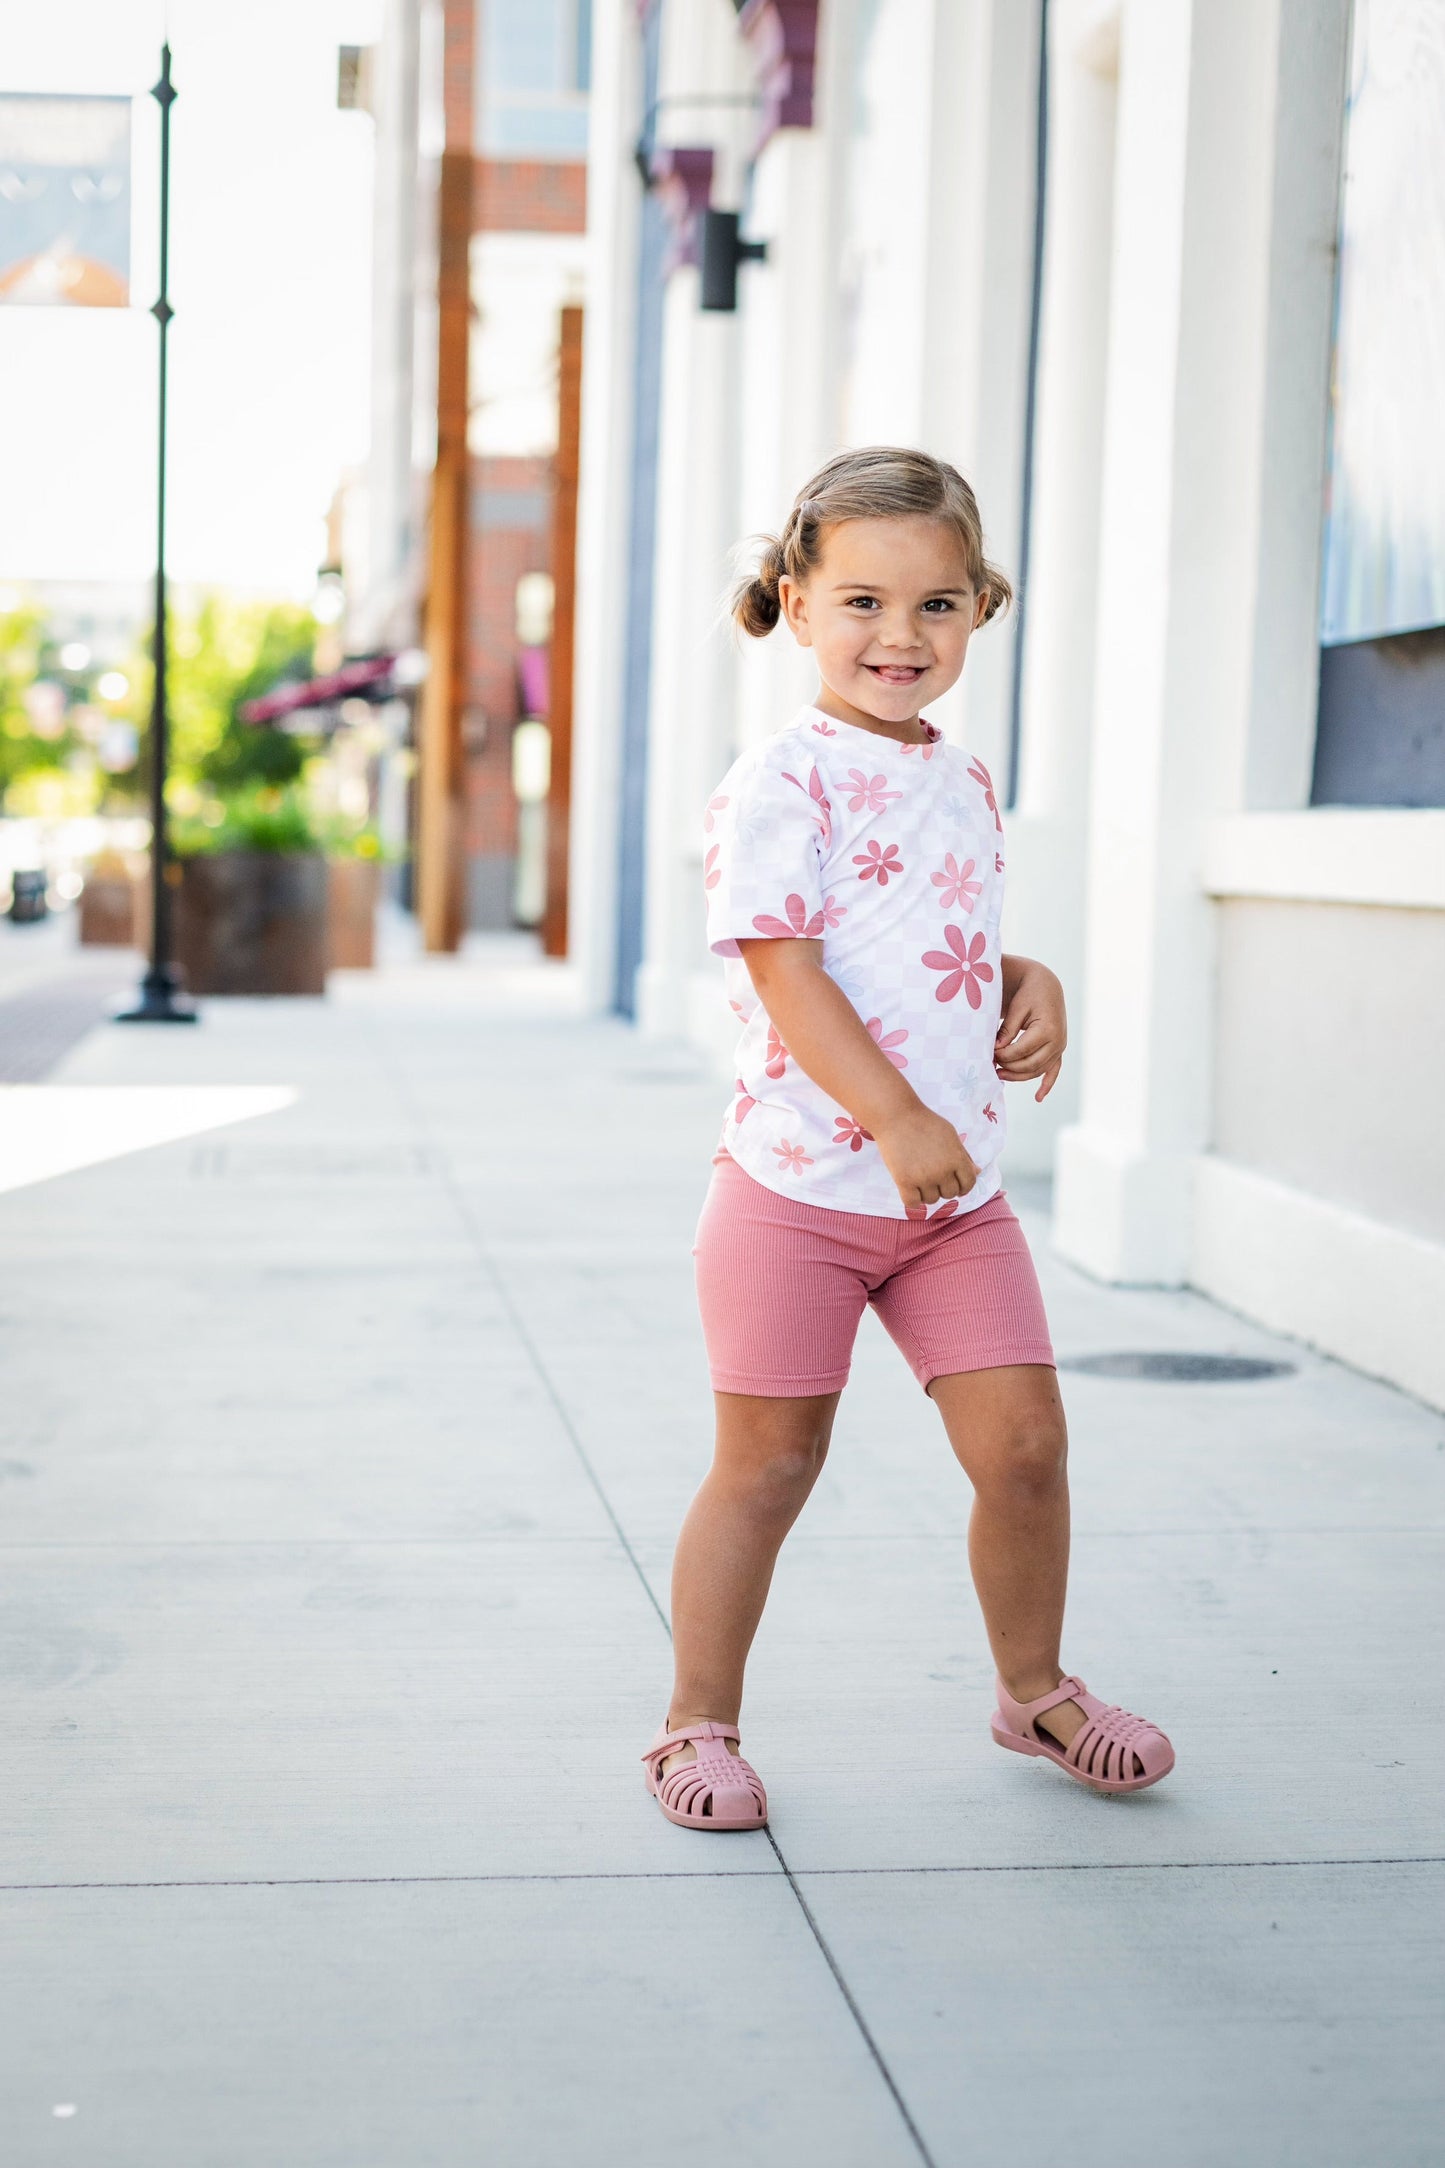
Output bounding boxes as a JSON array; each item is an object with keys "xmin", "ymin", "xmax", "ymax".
[
  {"xmin": 120, "ymin": 594, "xmax": 321, "ymax": 800},
  {"xmin": 0, "ymin": 600, "xmax": 74, "ymax": 801}
]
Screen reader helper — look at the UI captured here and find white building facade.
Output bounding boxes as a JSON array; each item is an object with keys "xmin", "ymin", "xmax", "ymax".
[{"xmin": 568, "ymin": 0, "xmax": 1445, "ymax": 1410}]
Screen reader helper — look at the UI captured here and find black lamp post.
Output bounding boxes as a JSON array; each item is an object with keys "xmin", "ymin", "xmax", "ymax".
[{"xmin": 118, "ymin": 43, "xmax": 196, "ymax": 1024}]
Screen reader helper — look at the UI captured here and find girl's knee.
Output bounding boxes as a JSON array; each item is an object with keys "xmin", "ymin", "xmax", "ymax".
[
  {"xmin": 723, "ymin": 1430, "xmax": 830, "ymax": 1523},
  {"xmin": 981, "ymin": 1418, "xmax": 1067, "ymax": 1506}
]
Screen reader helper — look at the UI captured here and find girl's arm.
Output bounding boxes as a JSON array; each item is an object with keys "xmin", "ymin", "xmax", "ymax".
[
  {"xmin": 996, "ymin": 952, "xmax": 1067, "ymax": 1102},
  {"xmin": 737, "ymin": 937, "xmax": 978, "ymax": 1213}
]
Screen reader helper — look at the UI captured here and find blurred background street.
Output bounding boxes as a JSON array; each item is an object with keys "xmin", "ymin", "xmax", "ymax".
[{"xmin": 2, "ymin": 0, "xmax": 1443, "ymax": 2161}]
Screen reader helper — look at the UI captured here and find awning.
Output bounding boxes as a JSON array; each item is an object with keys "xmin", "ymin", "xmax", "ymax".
[{"xmin": 239, "ymin": 654, "xmax": 400, "ymax": 726}]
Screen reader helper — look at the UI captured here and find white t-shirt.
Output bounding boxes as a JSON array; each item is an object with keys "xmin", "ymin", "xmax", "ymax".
[{"xmin": 704, "ymin": 705, "xmax": 1008, "ymax": 1219}]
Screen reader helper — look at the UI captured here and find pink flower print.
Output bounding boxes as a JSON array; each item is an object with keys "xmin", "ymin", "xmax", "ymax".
[
  {"xmin": 703, "ymin": 793, "xmax": 728, "ymax": 833},
  {"xmin": 819, "ymin": 893, "xmax": 847, "ymax": 928},
  {"xmin": 899, "ymin": 740, "xmax": 939, "ymax": 759},
  {"xmin": 844, "ymin": 768, "xmax": 902, "ymax": 815},
  {"xmin": 811, "ymin": 718, "xmax": 838, "ymax": 736},
  {"xmin": 930, "ymin": 853, "xmax": 982, "ymax": 912},
  {"xmin": 995, "ymin": 852, "xmax": 1005, "ymax": 874},
  {"xmin": 864, "ymin": 1017, "xmax": 909, "ymax": 1069},
  {"xmin": 728, "ymin": 999, "xmax": 746, "ymax": 1017},
  {"xmin": 782, "ymin": 764, "xmax": 833, "ymax": 845},
  {"xmin": 733, "ymin": 1079, "xmax": 756, "ymax": 1123},
  {"xmin": 983, "ymin": 1101, "xmax": 999, "ymax": 1124},
  {"xmin": 922, "ymin": 924, "xmax": 996, "ymax": 1007},
  {"xmin": 773, "ymin": 1140, "xmax": 814, "ymax": 1177},
  {"xmin": 928, "ymin": 1197, "xmax": 961, "ymax": 1222},
  {"xmin": 968, "ymin": 757, "xmax": 1003, "ymax": 833},
  {"xmin": 764, "ymin": 1023, "xmax": 788, "ymax": 1079},
  {"xmin": 703, "ymin": 843, "xmax": 721, "ymax": 891},
  {"xmin": 853, "ymin": 838, "xmax": 903, "ymax": 885},
  {"xmin": 832, "ymin": 1115, "xmax": 874, "ymax": 1152},
  {"xmin": 752, "ymin": 892, "xmax": 826, "ymax": 939}
]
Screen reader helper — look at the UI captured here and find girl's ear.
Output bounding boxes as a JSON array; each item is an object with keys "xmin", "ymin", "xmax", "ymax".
[
  {"xmin": 778, "ymin": 574, "xmax": 813, "ymax": 648},
  {"xmin": 972, "ymin": 587, "xmax": 991, "ymax": 630}
]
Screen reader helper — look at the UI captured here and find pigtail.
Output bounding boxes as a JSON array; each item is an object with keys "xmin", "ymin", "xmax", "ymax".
[
  {"xmin": 979, "ymin": 557, "xmax": 1013, "ymax": 622},
  {"xmin": 731, "ymin": 534, "xmax": 787, "ymax": 638}
]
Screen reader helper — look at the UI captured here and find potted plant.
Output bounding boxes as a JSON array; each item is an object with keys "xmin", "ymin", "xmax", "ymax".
[
  {"xmin": 171, "ymin": 785, "xmax": 329, "ymax": 995},
  {"xmin": 79, "ymin": 846, "xmax": 148, "ymax": 947}
]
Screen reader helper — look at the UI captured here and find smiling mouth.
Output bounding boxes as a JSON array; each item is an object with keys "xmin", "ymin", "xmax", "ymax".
[{"xmin": 866, "ymin": 664, "xmax": 927, "ymax": 683}]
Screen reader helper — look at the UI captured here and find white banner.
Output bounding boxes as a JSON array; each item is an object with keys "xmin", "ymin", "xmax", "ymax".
[{"xmin": 0, "ymin": 93, "xmax": 131, "ymax": 308}]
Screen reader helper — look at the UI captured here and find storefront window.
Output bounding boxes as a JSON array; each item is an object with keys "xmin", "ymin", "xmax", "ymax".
[
  {"xmin": 478, "ymin": 0, "xmax": 591, "ymax": 160},
  {"xmin": 1313, "ymin": 0, "xmax": 1445, "ymax": 805}
]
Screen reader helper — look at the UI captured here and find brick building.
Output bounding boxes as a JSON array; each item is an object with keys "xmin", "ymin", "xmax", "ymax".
[
  {"xmin": 351, "ymin": 0, "xmax": 589, "ymax": 929},
  {"xmin": 465, "ymin": 16, "xmax": 588, "ymax": 923}
]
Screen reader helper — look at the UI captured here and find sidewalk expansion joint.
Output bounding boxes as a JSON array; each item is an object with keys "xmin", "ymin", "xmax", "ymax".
[
  {"xmin": 0, "ymin": 1870, "xmax": 784, "ymax": 1892},
  {"xmin": 369, "ymin": 1028, "xmax": 940, "ymax": 2168},
  {"xmin": 6, "ymin": 1855, "xmax": 1438, "ymax": 1896},
  {"xmin": 793, "ymin": 1855, "xmax": 1445, "ymax": 1876}
]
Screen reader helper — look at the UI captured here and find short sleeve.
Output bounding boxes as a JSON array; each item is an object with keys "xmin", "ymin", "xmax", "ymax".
[{"xmin": 702, "ymin": 746, "xmax": 829, "ymax": 958}]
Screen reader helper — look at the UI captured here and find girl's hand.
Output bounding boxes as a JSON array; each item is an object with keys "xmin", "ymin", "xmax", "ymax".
[
  {"xmin": 995, "ymin": 958, "xmax": 1067, "ymax": 1102},
  {"xmin": 873, "ymin": 1104, "xmax": 978, "ymax": 1217},
  {"xmin": 734, "ymin": 937, "xmax": 977, "ymax": 1214}
]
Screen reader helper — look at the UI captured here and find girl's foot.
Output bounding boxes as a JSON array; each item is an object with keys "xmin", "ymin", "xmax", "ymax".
[
  {"xmin": 992, "ymin": 1674, "xmax": 1174, "ymax": 1794},
  {"xmin": 642, "ymin": 1719, "xmax": 768, "ymax": 1829}
]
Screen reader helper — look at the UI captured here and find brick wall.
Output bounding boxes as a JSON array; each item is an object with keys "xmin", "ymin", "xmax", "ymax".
[
  {"xmin": 475, "ymin": 158, "xmax": 587, "ymax": 234},
  {"xmin": 464, "ymin": 454, "xmax": 553, "ymax": 872}
]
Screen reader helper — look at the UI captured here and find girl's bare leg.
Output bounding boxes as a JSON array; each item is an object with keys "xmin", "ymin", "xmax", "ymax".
[
  {"xmin": 664, "ymin": 1388, "xmax": 841, "ymax": 1773},
  {"xmin": 928, "ymin": 1363, "xmax": 1086, "ymax": 1750}
]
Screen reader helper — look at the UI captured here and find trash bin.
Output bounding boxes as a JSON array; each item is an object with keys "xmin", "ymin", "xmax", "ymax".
[{"xmin": 8, "ymin": 869, "xmax": 48, "ymax": 923}]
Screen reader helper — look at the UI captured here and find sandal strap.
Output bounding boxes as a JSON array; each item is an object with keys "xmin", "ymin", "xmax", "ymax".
[
  {"xmin": 1001, "ymin": 1674, "xmax": 1086, "ymax": 1733},
  {"xmin": 641, "ymin": 1718, "xmax": 740, "ymax": 1772}
]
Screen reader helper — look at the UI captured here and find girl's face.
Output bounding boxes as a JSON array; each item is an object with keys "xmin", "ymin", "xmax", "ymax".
[{"xmin": 778, "ymin": 515, "xmax": 989, "ymax": 737}]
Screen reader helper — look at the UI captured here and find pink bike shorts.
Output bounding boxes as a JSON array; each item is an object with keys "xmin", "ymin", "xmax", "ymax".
[{"xmin": 693, "ymin": 1150, "xmax": 1055, "ymax": 1397}]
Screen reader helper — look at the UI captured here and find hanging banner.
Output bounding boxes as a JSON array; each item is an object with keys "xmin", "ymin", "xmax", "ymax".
[{"xmin": 0, "ymin": 93, "xmax": 131, "ymax": 307}]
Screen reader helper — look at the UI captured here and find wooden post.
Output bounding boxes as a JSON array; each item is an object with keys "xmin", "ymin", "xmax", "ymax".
[
  {"xmin": 417, "ymin": 6, "xmax": 474, "ymax": 953},
  {"xmin": 542, "ymin": 303, "xmax": 583, "ymax": 959},
  {"xmin": 416, "ymin": 450, "xmax": 464, "ymax": 951}
]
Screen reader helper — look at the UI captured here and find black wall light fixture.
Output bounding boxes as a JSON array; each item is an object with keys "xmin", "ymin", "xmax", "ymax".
[{"xmin": 699, "ymin": 208, "xmax": 768, "ymax": 311}]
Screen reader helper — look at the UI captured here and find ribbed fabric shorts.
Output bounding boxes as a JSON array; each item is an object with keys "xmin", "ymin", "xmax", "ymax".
[{"xmin": 693, "ymin": 1150, "xmax": 1055, "ymax": 1397}]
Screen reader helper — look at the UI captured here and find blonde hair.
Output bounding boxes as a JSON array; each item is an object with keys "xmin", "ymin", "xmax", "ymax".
[{"xmin": 730, "ymin": 446, "xmax": 1013, "ymax": 638}]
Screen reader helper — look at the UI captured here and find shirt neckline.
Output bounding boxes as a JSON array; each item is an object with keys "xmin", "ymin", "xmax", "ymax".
[{"xmin": 796, "ymin": 704, "xmax": 942, "ymax": 752}]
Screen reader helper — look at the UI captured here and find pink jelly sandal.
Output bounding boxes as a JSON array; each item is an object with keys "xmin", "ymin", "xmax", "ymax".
[
  {"xmin": 992, "ymin": 1674, "xmax": 1175, "ymax": 1794},
  {"xmin": 642, "ymin": 1719, "xmax": 768, "ymax": 1830}
]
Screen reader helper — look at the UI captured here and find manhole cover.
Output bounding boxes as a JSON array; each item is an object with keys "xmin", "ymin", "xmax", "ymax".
[{"xmin": 1059, "ymin": 1351, "xmax": 1296, "ymax": 1382}]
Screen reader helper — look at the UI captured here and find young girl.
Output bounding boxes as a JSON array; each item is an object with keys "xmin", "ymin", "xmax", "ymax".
[{"xmin": 642, "ymin": 447, "xmax": 1174, "ymax": 1828}]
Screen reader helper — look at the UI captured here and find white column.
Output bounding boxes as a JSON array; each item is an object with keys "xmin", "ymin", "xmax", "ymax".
[
  {"xmin": 567, "ymin": 0, "xmax": 643, "ymax": 1012},
  {"xmin": 925, "ymin": 0, "xmax": 1042, "ymax": 780},
  {"xmin": 1001, "ymin": 0, "xmax": 1118, "ymax": 1174},
  {"xmin": 634, "ymin": 0, "xmax": 748, "ymax": 1048},
  {"xmin": 1053, "ymin": 0, "xmax": 1288, "ymax": 1280},
  {"xmin": 732, "ymin": 118, "xmax": 836, "ymax": 758},
  {"xmin": 634, "ymin": 270, "xmax": 740, "ymax": 1042}
]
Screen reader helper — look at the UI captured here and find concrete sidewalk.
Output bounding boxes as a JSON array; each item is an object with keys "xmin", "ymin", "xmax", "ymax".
[{"xmin": 2, "ymin": 938, "xmax": 1441, "ymax": 2167}]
